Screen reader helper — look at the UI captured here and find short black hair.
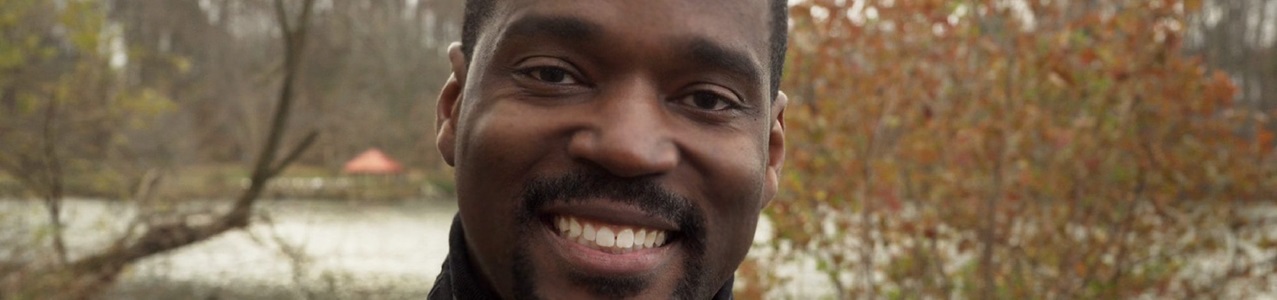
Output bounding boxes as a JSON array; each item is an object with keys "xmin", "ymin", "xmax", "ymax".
[{"xmin": 459, "ymin": 0, "xmax": 789, "ymax": 99}]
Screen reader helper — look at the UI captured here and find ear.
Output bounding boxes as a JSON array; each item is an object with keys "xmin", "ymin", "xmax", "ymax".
[
  {"xmin": 436, "ymin": 42, "xmax": 469, "ymax": 166},
  {"xmin": 761, "ymin": 90, "xmax": 788, "ymax": 209}
]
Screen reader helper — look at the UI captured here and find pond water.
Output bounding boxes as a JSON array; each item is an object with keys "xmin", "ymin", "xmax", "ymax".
[{"xmin": 1, "ymin": 198, "xmax": 458, "ymax": 299}]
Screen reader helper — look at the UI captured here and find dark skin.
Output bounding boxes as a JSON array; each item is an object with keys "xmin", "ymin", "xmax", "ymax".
[{"xmin": 434, "ymin": 0, "xmax": 786, "ymax": 298}]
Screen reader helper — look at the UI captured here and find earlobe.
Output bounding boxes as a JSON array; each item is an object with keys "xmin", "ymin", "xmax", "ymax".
[
  {"xmin": 436, "ymin": 43, "xmax": 469, "ymax": 167},
  {"xmin": 761, "ymin": 91, "xmax": 788, "ymax": 209}
]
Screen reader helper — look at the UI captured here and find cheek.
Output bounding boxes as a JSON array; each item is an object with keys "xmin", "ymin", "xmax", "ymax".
[
  {"xmin": 453, "ymin": 99, "xmax": 564, "ymax": 290},
  {"xmin": 680, "ymin": 129, "xmax": 769, "ymax": 277},
  {"xmin": 456, "ymin": 100, "xmax": 558, "ymax": 185},
  {"xmin": 455, "ymin": 97, "xmax": 574, "ymax": 215},
  {"xmin": 688, "ymin": 126, "xmax": 769, "ymax": 213}
]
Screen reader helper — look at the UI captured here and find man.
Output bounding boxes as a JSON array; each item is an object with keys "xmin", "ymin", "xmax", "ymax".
[{"xmin": 429, "ymin": 0, "xmax": 788, "ymax": 298}]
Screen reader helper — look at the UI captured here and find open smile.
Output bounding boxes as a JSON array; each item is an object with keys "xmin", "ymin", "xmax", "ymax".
[
  {"xmin": 538, "ymin": 204, "xmax": 682, "ymax": 275},
  {"xmin": 551, "ymin": 215, "xmax": 671, "ymax": 253}
]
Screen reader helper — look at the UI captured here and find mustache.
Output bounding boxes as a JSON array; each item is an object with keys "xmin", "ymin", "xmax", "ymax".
[{"xmin": 519, "ymin": 168, "xmax": 698, "ymax": 228}]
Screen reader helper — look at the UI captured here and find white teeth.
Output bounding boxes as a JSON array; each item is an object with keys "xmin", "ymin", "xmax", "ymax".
[
  {"xmin": 583, "ymin": 223, "xmax": 597, "ymax": 241},
  {"xmin": 568, "ymin": 218, "xmax": 581, "ymax": 239},
  {"xmin": 616, "ymin": 229, "xmax": 634, "ymax": 248},
  {"xmin": 553, "ymin": 216, "xmax": 670, "ymax": 252},
  {"xmin": 596, "ymin": 227, "xmax": 616, "ymax": 247},
  {"xmin": 644, "ymin": 229, "xmax": 657, "ymax": 247},
  {"xmin": 634, "ymin": 230, "xmax": 647, "ymax": 249}
]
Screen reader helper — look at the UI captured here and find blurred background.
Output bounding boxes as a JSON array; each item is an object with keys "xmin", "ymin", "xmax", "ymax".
[{"xmin": 0, "ymin": 0, "xmax": 1273, "ymax": 299}]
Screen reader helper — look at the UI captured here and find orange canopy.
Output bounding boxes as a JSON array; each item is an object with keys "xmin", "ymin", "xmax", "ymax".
[{"xmin": 342, "ymin": 148, "xmax": 403, "ymax": 174}]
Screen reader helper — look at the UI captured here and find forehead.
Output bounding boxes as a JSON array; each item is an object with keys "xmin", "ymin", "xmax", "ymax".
[{"xmin": 479, "ymin": 0, "xmax": 773, "ymax": 75}]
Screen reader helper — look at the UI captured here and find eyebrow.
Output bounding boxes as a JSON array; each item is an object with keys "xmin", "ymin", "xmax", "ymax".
[
  {"xmin": 503, "ymin": 15, "xmax": 600, "ymax": 44},
  {"xmin": 683, "ymin": 37, "xmax": 763, "ymax": 89}
]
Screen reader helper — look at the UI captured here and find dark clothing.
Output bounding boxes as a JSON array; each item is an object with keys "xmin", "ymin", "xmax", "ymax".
[{"xmin": 428, "ymin": 214, "xmax": 735, "ymax": 300}]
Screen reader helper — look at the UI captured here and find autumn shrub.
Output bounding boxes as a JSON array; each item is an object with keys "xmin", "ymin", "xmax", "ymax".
[{"xmin": 745, "ymin": 0, "xmax": 1275, "ymax": 298}]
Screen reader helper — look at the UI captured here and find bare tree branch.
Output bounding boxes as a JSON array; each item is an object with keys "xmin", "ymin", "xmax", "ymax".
[
  {"xmin": 274, "ymin": 0, "xmax": 293, "ymax": 35},
  {"xmin": 270, "ymin": 130, "xmax": 319, "ymax": 178},
  {"xmin": 41, "ymin": 95, "xmax": 68, "ymax": 266},
  {"xmin": 57, "ymin": 0, "xmax": 320, "ymax": 296}
]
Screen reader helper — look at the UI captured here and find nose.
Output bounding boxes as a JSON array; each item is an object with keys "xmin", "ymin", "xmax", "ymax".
[{"xmin": 567, "ymin": 80, "xmax": 679, "ymax": 178}]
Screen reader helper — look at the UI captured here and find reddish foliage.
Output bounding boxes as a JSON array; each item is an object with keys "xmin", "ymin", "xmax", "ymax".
[{"xmin": 747, "ymin": 0, "xmax": 1275, "ymax": 298}]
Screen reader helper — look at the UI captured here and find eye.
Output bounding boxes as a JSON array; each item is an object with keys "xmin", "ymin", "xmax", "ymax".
[
  {"xmin": 678, "ymin": 91, "xmax": 737, "ymax": 111},
  {"xmin": 521, "ymin": 66, "xmax": 579, "ymax": 85}
]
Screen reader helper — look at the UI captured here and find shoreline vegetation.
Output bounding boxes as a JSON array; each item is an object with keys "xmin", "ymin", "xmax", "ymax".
[{"xmin": 0, "ymin": 164, "xmax": 456, "ymax": 202}]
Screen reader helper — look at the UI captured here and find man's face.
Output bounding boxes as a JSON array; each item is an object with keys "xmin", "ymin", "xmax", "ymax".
[{"xmin": 435, "ymin": 0, "xmax": 786, "ymax": 298}]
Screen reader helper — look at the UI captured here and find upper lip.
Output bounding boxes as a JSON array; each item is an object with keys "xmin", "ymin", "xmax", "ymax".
[{"xmin": 540, "ymin": 199, "xmax": 680, "ymax": 232}]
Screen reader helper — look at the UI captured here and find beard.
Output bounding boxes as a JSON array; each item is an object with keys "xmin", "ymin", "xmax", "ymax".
[{"xmin": 510, "ymin": 167, "xmax": 708, "ymax": 300}]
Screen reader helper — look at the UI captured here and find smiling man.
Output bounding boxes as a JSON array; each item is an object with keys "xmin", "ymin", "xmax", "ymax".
[{"xmin": 428, "ymin": 0, "xmax": 788, "ymax": 299}]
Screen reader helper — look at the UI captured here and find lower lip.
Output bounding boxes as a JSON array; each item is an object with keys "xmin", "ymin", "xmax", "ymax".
[{"xmin": 542, "ymin": 222, "xmax": 674, "ymax": 275}]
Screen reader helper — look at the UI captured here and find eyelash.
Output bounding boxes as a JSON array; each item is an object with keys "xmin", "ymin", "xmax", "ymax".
[
  {"xmin": 516, "ymin": 66, "xmax": 582, "ymax": 85},
  {"xmin": 676, "ymin": 90, "xmax": 742, "ymax": 112},
  {"xmin": 513, "ymin": 61, "xmax": 746, "ymax": 114}
]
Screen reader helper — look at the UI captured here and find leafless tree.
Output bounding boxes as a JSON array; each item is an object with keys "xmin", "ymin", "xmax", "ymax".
[{"xmin": 3, "ymin": 0, "xmax": 319, "ymax": 297}]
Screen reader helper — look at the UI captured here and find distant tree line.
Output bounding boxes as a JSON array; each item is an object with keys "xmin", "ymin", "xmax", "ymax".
[
  {"xmin": 1189, "ymin": 0, "xmax": 1277, "ymax": 124},
  {"xmin": 107, "ymin": 0, "xmax": 463, "ymax": 171}
]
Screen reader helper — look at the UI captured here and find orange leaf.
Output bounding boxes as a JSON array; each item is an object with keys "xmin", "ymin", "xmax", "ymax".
[
  {"xmin": 1259, "ymin": 130, "xmax": 1275, "ymax": 151},
  {"xmin": 1185, "ymin": 0, "xmax": 1203, "ymax": 12}
]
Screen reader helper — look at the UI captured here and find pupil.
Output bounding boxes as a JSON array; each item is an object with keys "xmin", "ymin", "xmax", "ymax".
[
  {"xmin": 694, "ymin": 94, "xmax": 718, "ymax": 109},
  {"xmin": 539, "ymin": 69, "xmax": 565, "ymax": 82}
]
